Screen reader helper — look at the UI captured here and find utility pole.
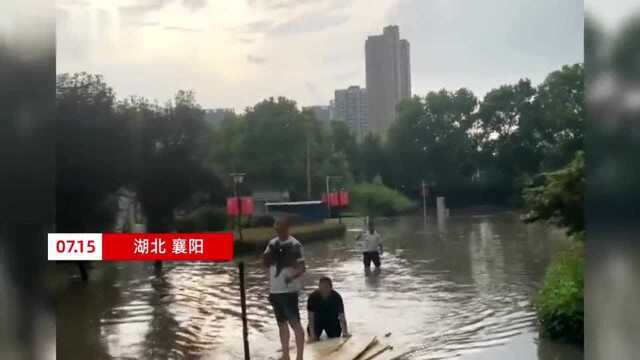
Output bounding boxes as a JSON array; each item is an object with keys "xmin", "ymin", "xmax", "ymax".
[
  {"xmin": 306, "ymin": 138, "xmax": 311, "ymax": 200},
  {"xmin": 231, "ymin": 173, "xmax": 246, "ymax": 242},
  {"xmin": 338, "ymin": 188, "xmax": 344, "ymax": 224},
  {"xmin": 325, "ymin": 176, "xmax": 331, "ymax": 218},
  {"xmin": 421, "ymin": 180, "xmax": 427, "ymax": 224}
]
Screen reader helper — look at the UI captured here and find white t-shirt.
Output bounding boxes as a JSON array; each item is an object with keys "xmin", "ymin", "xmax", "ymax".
[
  {"xmin": 358, "ymin": 231, "xmax": 382, "ymax": 253},
  {"xmin": 264, "ymin": 236, "xmax": 305, "ymax": 294}
]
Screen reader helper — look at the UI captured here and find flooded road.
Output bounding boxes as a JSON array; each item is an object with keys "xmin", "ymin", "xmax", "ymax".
[{"xmin": 55, "ymin": 210, "xmax": 583, "ymax": 359}]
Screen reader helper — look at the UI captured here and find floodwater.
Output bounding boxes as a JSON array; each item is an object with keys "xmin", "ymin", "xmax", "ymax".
[{"xmin": 55, "ymin": 210, "xmax": 583, "ymax": 359}]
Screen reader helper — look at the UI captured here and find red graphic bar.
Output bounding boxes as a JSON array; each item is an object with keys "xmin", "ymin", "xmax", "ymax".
[{"xmin": 102, "ymin": 232, "xmax": 234, "ymax": 261}]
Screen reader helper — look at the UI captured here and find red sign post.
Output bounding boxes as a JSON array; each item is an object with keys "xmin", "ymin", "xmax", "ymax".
[
  {"xmin": 322, "ymin": 192, "xmax": 349, "ymax": 208},
  {"xmin": 227, "ymin": 197, "xmax": 254, "ymax": 216}
]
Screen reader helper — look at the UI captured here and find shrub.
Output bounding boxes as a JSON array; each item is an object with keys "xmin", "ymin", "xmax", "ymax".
[
  {"xmin": 175, "ymin": 206, "xmax": 227, "ymax": 232},
  {"xmin": 251, "ymin": 214, "xmax": 276, "ymax": 228},
  {"xmin": 523, "ymin": 151, "xmax": 585, "ymax": 236},
  {"xmin": 350, "ymin": 182, "xmax": 414, "ymax": 217},
  {"xmin": 535, "ymin": 243, "xmax": 584, "ymax": 344},
  {"xmin": 175, "ymin": 215, "xmax": 198, "ymax": 232}
]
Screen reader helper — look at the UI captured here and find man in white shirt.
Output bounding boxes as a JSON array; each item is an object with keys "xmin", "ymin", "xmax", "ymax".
[
  {"xmin": 263, "ymin": 216, "xmax": 306, "ymax": 360},
  {"xmin": 356, "ymin": 220, "xmax": 383, "ymax": 271}
]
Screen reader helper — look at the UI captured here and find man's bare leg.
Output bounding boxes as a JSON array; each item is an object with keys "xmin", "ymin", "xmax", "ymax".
[
  {"xmin": 278, "ymin": 321, "xmax": 291, "ymax": 360},
  {"xmin": 289, "ymin": 319, "xmax": 305, "ymax": 360}
]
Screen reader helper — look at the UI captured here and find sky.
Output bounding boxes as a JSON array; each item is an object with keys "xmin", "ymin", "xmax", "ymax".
[{"xmin": 57, "ymin": 0, "xmax": 584, "ymax": 111}]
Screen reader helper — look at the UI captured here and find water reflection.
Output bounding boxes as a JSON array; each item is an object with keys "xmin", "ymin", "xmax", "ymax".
[{"xmin": 55, "ymin": 210, "xmax": 583, "ymax": 359}]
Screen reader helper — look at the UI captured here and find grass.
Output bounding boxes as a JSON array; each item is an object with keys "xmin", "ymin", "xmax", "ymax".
[{"xmin": 535, "ymin": 241, "xmax": 584, "ymax": 344}]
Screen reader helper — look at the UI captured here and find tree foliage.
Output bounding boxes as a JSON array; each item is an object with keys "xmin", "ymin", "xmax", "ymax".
[
  {"xmin": 56, "ymin": 72, "xmax": 131, "ymax": 231},
  {"xmin": 209, "ymin": 97, "xmax": 352, "ymax": 199},
  {"xmin": 523, "ymin": 151, "xmax": 585, "ymax": 236},
  {"xmin": 382, "ymin": 64, "xmax": 583, "ymax": 205},
  {"xmin": 56, "ymin": 63, "xmax": 583, "ymax": 231},
  {"xmin": 57, "ymin": 74, "xmax": 225, "ymax": 232}
]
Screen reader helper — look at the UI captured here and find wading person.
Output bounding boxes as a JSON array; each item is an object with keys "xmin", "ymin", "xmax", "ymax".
[
  {"xmin": 356, "ymin": 220, "xmax": 383, "ymax": 272},
  {"xmin": 263, "ymin": 217, "xmax": 306, "ymax": 360},
  {"xmin": 307, "ymin": 277, "xmax": 350, "ymax": 342}
]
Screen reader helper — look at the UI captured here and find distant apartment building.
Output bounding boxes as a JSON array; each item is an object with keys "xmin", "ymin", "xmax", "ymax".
[
  {"xmin": 334, "ymin": 85, "xmax": 368, "ymax": 139},
  {"xmin": 204, "ymin": 108, "xmax": 235, "ymax": 127},
  {"xmin": 365, "ymin": 25, "xmax": 411, "ymax": 136},
  {"xmin": 329, "ymin": 100, "xmax": 336, "ymax": 121},
  {"xmin": 302, "ymin": 105, "xmax": 332, "ymax": 123}
]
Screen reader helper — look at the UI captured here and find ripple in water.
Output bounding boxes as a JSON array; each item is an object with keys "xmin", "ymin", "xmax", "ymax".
[{"xmin": 57, "ymin": 211, "xmax": 582, "ymax": 360}]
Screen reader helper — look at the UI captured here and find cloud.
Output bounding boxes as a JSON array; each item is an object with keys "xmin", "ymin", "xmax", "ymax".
[
  {"xmin": 118, "ymin": 0, "xmax": 173, "ymax": 17},
  {"xmin": 334, "ymin": 70, "xmax": 359, "ymax": 81},
  {"xmin": 384, "ymin": 0, "xmax": 583, "ymax": 95},
  {"xmin": 236, "ymin": 37, "xmax": 257, "ymax": 44},
  {"xmin": 57, "ymin": 0, "xmax": 583, "ymax": 112},
  {"xmin": 246, "ymin": 54, "xmax": 266, "ymax": 64},
  {"xmin": 269, "ymin": 13, "xmax": 350, "ymax": 35},
  {"xmin": 181, "ymin": 0, "xmax": 207, "ymax": 11},
  {"xmin": 163, "ymin": 25, "xmax": 203, "ymax": 32},
  {"xmin": 234, "ymin": 1, "xmax": 350, "ymax": 37},
  {"xmin": 236, "ymin": 20, "xmax": 275, "ymax": 34},
  {"xmin": 57, "ymin": 0, "xmax": 90, "ymax": 7},
  {"xmin": 123, "ymin": 20, "xmax": 160, "ymax": 28},
  {"xmin": 118, "ymin": 0, "xmax": 174, "ymax": 25},
  {"xmin": 247, "ymin": 0, "xmax": 319, "ymax": 11},
  {"xmin": 305, "ymin": 81, "xmax": 320, "ymax": 98},
  {"xmin": 118, "ymin": 0, "xmax": 206, "ymax": 18}
]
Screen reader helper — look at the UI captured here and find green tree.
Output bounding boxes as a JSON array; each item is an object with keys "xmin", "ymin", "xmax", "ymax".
[
  {"xmin": 329, "ymin": 120, "xmax": 358, "ymax": 172},
  {"xmin": 475, "ymin": 79, "xmax": 542, "ymax": 185},
  {"xmin": 209, "ymin": 97, "xmax": 352, "ymax": 199},
  {"xmin": 357, "ymin": 132, "xmax": 386, "ymax": 183},
  {"xmin": 387, "ymin": 89, "xmax": 478, "ymax": 195},
  {"xmin": 535, "ymin": 64, "xmax": 584, "ymax": 169},
  {"xmin": 523, "ymin": 151, "xmax": 585, "ymax": 236},
  {"xmin": 239, "ymin": 97, "xmax": 308, "ymax": 193},
  {"xmin": 123, "ymin": 90, "xmax": 224, "ymax": 231},
  {"xmin": 56, "ymin": 72, "xmax": 131, "ymax": 231},
  {"xmin": 209, "ymin": 113, "xmax": 247, "ymax": 173}
]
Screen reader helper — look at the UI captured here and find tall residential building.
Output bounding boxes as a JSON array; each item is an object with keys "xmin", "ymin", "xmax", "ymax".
[
  {"xmin": 302, "ymin": 105, "xmax": 331, "ymax": 123},
  {"xmin": 328, "ymin": 100, "xmax": 336, "ymax": 121},
  {"xmin": 204, "ymin": 108, "xmax": 235, "ymax": 127},
  {"xmin": 365, "ymin": 25, "xmax": 411, "ymax": 136},
  {"xmin": 334, "ymin": 85, "xmax": 368, "ymax": 139}
]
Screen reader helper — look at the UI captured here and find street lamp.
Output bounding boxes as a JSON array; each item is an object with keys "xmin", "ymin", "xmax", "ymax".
[{"xmin": 230, "ymin": 172, "xmax": 246, "ymax": 242}]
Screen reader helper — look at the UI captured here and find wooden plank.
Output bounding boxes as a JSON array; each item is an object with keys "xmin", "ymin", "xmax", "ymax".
[
  {"xmin": 303, "ymin": 335, "xmax": 379, "ymax": 360},
  {"xmin": 305, "ymin": 337, "xmax": 346, "ymax": 359},
  {"xmin": 352, "ymin": 337, "xmax": 379, "ymax": 360},
  {"xmin": 274, "ymin": 335, "xmax": 392, "ymax": 360},
  {"xmin": 360, "ymin": 345, "xmax": 393, "ymax": 360}
]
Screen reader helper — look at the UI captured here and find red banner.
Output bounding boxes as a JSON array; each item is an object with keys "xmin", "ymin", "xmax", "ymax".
[
  {"xmin": 227, "ymin": 197, "xmax": 254, "ymax": 215},
  {"xmin": 322, "ymin": 192, "xmax": 349, "ymax": 208},
  {"xmin": 339, "ymin": 191, "xmax": 350, "ymax": 206},
  {"xmin": 102, "ymin": 232, "xmax": 234, "ymax": 261}
]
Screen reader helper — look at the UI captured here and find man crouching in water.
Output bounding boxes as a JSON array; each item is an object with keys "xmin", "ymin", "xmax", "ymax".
[
  {"xmin": 263, "ymin": 216, "xmax": 306, "ymax": 360},
  {"xmin": 307, "ymin": 276, "xmax": 350, "ymax": 342}
]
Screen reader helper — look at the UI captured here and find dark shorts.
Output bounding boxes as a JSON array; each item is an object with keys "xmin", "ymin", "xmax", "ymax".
[
  {"xmin": 308, "ymin": 321, "xmax": 342, "ymax": 339},
  {"xmin": 363, "ymin": 251, "xmax": 381, "ymax": 268},
  {"xmin": 269, "ymin": 292, "xmax": 300, "ymax": 323}
]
